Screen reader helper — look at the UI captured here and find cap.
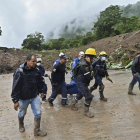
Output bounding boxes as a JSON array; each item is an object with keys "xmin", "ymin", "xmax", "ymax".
[{"xmin": 60, "ymin": 55, "xmax": 68, "ymax": 60}]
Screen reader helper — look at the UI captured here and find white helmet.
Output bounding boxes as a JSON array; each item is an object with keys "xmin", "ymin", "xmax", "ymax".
[
  {"xmin": 37, "ymin": 57, "xmax": 42, "ymax": 62},
  {"xmin": 59, "ymin": 52, "xmax": 64, "ymax": 57},
  {"xmin": 79, "ymin": 51, "xmax": 84, "ymax": 56}
]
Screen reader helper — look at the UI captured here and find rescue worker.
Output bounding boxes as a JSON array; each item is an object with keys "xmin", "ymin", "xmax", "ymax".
[
  {"xmin": 11, "ymin": 54, "xmax": 47, "ymax": 137},
  {"xmin": 36, "ymin": 57, "xmax": 50, "ymax": 101},
  {"xmin": 72, "ymin": 51, "xmax": 84, "ymax": 69},
  {"xmin": 4, "ymin": 48, "xmax": 7, "ymax": 55},
  {"xmin": 52, "ymin": 52, "xmax": 64, "ymax": 68},
  {"xmin": 70, "ymin": 48, "xmax": 96, "ymax": 118},
  {"xmin": 90, "ymin": 51, "xmax": 112, "ymax": 101},
  {"xmin": 128, "ymin": 54, "xmax": 140, "ymax": 95},
  {"xmin": 72, "ymin": 51, "xmax": 84, "ymax": 78},
  {"xmin": 48, "ymin": 55, "xmax": 68, "ymax": 106}
]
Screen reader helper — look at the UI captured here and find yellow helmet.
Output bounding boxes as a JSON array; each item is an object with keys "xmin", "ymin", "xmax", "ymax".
[
  {"xmin": 85, "ymin": 48, "xmax": 96, "ymax": 56},
  {"xmin": 99, "ymin": 51, "xmax": 107, "ymax": 56}
]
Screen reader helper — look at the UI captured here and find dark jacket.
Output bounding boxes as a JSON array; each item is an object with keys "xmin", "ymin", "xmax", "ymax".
[
  {"xmin": 37, "ymin": 65, "xmax": 48, "ymax": 77},
  {"xmin": 76, "ymin": 59, "xmax": 93, "ymax": 86},
  {"xmin": 38, "ymin": 65, "xmax": 48, "ymax": 83},
  {"xmin": 92, "ymin": 59, "xmax": 109, "ymax": 77},
  {"xmin": 38, "ymin": 65, "xmax": 45, "ymax": 76},
  {"xmin": 11, "ymin": 62, "xmax": 44, "ymax": 103},
  {"xmin": 51, "ymin": 62, "xmax": 66, "ymax": 84},
  {"xmin": 131, "ymin": 55, "xmax": 140, "ymax": 74}
]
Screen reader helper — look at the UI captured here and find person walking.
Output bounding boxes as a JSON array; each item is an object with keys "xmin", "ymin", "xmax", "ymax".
[
  {"xmin": 70, "ymin": 48, "xmax": 96, "ymax": 118},
  {"xmin": 4, "ymin": 48, "xmax": 7, "ymax": 55},
  {"xmin": 71, "ymin": 51, "xmax": 84, "ymax": 78},
  {"xmin": 48, "ymin": 55, "xmax": 68, "ymax": 106},
  {"xmin": 11, "ymin": 54, "xmax": 47, "ymax": 137},
  {"xmin": 36, "ymin": 57, "xmax": 50, "ymax": 101},
  {"xmin": 72, "ymin": 51, "xmax": 84, "ymax": 69},
  {"xmin": 90, "ymin": 51, "xmax": 113, "ymax": 101},
  {"xmin": 128, "ymin": 54, "xmax": 140, "ymax": 95},
  {"xmin": 52, "ymin": 52, "xmax": 64, "ymax": 68}
]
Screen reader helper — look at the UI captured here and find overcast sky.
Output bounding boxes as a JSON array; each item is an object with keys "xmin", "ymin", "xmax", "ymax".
[{"xmin": 0, "ymin": 0, "xmax": 139, "ymax": 48}]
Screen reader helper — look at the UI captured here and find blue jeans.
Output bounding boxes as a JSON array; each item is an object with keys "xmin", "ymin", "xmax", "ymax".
[
  {"xmin": 130, "ymin": 73, "xmax": 140, "ymax": 87},
  {"xmin": 18, "ymin": 95, "xmax": 41, "ymax": 118}
]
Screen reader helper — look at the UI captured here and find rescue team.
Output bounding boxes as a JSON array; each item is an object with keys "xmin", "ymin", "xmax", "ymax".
[{"xmin": 11, "ymin": 48, "xmax": 140, "ymax": 137}]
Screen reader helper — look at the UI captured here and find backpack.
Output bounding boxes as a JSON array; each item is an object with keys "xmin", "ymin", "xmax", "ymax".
[{"xmin": 72, "ymin": 61, "xmax": 89, "ymax": 78}]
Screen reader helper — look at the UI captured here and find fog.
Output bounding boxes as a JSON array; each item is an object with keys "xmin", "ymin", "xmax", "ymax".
[{"xmin": 0, "ymin": 0, "xmax": 139, "ymax": 48}]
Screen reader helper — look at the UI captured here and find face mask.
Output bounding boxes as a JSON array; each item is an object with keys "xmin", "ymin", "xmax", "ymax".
[
  {"xmin": 37, "ymin": 62, "xmax": 41, "ymax": 66},
  {"xmin": 102, "ymin": 57, "xmax": 106, "ymax": 61}
]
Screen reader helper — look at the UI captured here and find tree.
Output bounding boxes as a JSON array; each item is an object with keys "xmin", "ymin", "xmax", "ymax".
[
  {"xmin": 122, "ymin": 2, "xmax": 140, "ymax": 18},
  {"xmin": 22, "ymin": 32, "xmax": 45, "ymax": 50},
  {"xmin": 116, "ymin": 16, "xmax": 140, "ymax": 34},
  {"xmin": 93, "ymin": 5, "xmax": 122, "ymax": 39}
]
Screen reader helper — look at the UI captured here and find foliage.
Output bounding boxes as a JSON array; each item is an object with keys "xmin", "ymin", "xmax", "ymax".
[
  {"xmin": 92, "ymin": 5, "xmax": 122, "ymax": 39},
  {"xmin": 43, "ymin": 33, "xmax": 95, "ymax": 50},
  {"xmin": 121, "ymin": 1, "xmax": 140, "ymax": 18},
  {"xmin": 115, "ymin": 16, "xmax": 140, "ymax": 34},
  {"xmin": 22, "ymin": 3, "xmax": 140, "ymax": 51},
  {"xmin": 22, "ymin": 32, "xmax": 45, "ymax": 50},
  {"xmin": 45, "ymin": 55, "xmax": 53, "ymax": 60}
]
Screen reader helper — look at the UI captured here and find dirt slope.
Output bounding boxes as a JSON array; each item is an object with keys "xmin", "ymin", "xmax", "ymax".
[{"xmin": 1, "ymin": 30, "xmax": 140, "ymax": 74}]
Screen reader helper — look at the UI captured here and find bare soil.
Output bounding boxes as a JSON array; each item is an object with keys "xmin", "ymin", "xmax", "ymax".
[
  {"xmin": 0, "ymin": 70, "xmax": 140, "ymax": 140},
  {"xmin": 1, "ymin": 30, "xmax": 140, "ymax": 74}
]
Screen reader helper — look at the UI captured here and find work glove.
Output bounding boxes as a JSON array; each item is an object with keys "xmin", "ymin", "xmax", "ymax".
[{"xmin": 106, "ymin": 76, "xmax": 113, "ymax": 83}]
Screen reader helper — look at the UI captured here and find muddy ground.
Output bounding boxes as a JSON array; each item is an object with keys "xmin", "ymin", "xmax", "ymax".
[{"xmin": 0, "ymin": 70, "xmax": 140, "ymax": 140}]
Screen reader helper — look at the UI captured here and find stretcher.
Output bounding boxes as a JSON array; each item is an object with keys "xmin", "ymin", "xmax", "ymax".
[
  {"xmin": 65, "ymin": 80, "xmax": 78, "ymax": 94},
  {"xmin": 49, "ymin": 78, "xmax": 78, "ymax": 94}
]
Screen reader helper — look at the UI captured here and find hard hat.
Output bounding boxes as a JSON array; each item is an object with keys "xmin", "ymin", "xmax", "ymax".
[
  {"xmin": 59, "ymin": 53, "xmax": 64, "ymax": 57},
  {"xmin": 99, "ymin": 51, "xmax": 107, "ymax": 56},
  {"xmin": 79, "ymin": 51, "xmax": 84, "ymax": 56},
  {"xmin": 37, "ymin": 57, "xmax": 42, "ymax": 62},
  {"xmin": 85, "ymin": 48, "xmax": 96, "ymax": 56}
]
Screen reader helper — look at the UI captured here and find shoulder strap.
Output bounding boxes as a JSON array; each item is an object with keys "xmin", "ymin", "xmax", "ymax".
[{"xmin": 79, "ymin": 61, "xmax": 89, "ymax": 66}]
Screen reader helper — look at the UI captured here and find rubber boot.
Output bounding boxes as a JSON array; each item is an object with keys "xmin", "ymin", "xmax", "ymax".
[
  {"xmin": 99, "ymin": 85, "xmax": 107, "ymax": 101},
  {"xmin": 61, "ymin": 99, "xmax": 69, "ymax": 107},
  {"xmin": 34, "ymin": 118, "xmax": 47, "ymax": 137},
  {"xmin": 90, "ymin": 85, "xmax": 96, "ymax": 93},
  {"xmin": 70, "ymin": 98, "xmax": 78, "ymax": 111},
  {"xmin": 84, "ymin": 106, "xmax": 94, "ymax": 118},
  {"xmin": 48, "ymin": 97, "xmax": 54, "ymax": 106},
  {"xmin": 18, "ymin": 117, "xmax": 25, "ymax": 133},
  {"xmin": 128, "ymin": 84, "xmax": 136, "ymax": 95}
]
